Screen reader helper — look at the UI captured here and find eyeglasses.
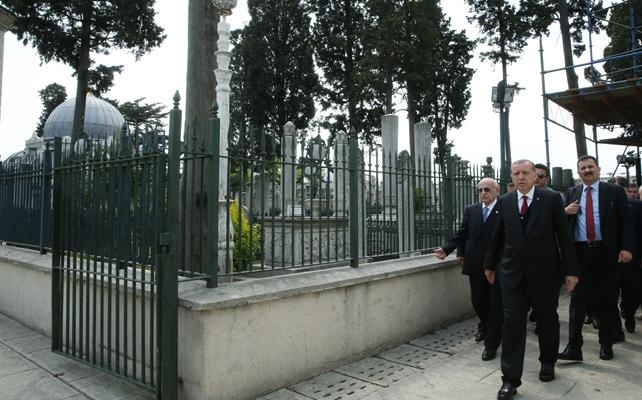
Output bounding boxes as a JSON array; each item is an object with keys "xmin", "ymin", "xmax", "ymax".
[
  {"xmin": 536, "ymin": 174, "xmax": 547, "ymax": 179},
  {"xmin": 478, "ymin": 187, "xmax": 492, "ymax": 193}
]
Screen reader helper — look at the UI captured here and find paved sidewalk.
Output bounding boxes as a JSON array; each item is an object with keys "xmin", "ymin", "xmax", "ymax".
[
  {"xmin": 0, "ymin": 313, "xmax": 154, "ymax": 400},
  {"xmin": 2, "ymin": 294, "xmax": 641, "ymax": 400},
  {"xmin": 258, "ymin": 294, "xmax": 642, "ymax": 400}
]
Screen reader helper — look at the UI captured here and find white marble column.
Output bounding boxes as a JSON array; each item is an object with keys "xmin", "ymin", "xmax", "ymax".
[
  {"xmin": 413, "ymin": 121, "xmax": 432, "ymax": 174},
  {"xmin": 397, "ymin": 151, "xmax": 415, "ymax": 256},
  {"xmin": 0, "ymin": 9, "xmax": 15, "ymax": 123},
  {"xmin": 334, "ymin": 130, "xmax": 348, "ymax": 216},
  {"xmin": 213, "ymin": 2, "xmax": 237, "ymax": 271},
  {"xmin": 281, "ymin": 121, "xmax": 296, "ymax": 215},
  {"xmin": 381, "ymin": 114, "xmax": 398, "ymax": 213}
]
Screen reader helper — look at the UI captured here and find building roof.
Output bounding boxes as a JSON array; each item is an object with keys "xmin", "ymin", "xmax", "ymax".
[{"xmin": 43, "ymin": 93, "xmax": 125, "ymax": 140}]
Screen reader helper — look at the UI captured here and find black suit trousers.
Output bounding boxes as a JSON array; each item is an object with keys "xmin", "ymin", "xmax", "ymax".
[
  {"xmin": 569, "ymin": 244, "xmax": 620, "ymax": 347},
  {"xmin": 468, "ymin": 275, "xmax": 503, "ymax": 350},
  {"xmin": 500, "ymin": 280, "xmax": 560, "ymax": 387},
  {"xmin": 620, "ymin": 262, "xmax": 642, "ymax": 318}
]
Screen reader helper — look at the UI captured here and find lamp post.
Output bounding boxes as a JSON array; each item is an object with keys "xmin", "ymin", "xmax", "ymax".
[
  {"xmin": 616, "ymin": 153, "xmax": 636, "ymax": 182},
  {"xmin": 492, "ymin": 80, "xmax": 515, "ymax": 191},
  {"xmin": 211, "ymin": 0, "xmax": 237, "ymax": 272}
]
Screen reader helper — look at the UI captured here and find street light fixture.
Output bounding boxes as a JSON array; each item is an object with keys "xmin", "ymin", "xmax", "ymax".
[
  {"xmin": 491, "ymin": 81, "xmax": 516, "ymax": 111},
  {"xmin": 491, "ymin": 80, "xmax": 516, "ymax": 192},
  {"xmin": 211, "ymin": 0, "xmax": 237, "ymax": 16},
  {"xmin": 616, "ymin": 153, "xmax": 637, "ymax": 182}
]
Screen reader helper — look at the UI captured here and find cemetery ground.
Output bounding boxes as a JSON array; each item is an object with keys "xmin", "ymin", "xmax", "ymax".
[{"xmin": 1, "ymin": 294, "xmax": 642, "ymax": 400}]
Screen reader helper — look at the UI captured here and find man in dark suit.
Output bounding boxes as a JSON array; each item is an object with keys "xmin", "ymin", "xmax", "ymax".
[
  {"xmin": 558, "ymin": 155, "xmax": 633, "ymax": 362},
  {"xmin": 610, "ymin": 176, "xmax": 642, "ymax": 334},
  {"xmin": 484, "ymin": 160, "xmax": 578, "ymax": 400},
  {"xmin": 435, "ymin": 178, "xmax": 503, "ymax": 361}
]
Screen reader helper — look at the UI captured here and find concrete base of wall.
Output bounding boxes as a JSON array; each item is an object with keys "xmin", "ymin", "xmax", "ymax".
[
  {"xmin": 0, "ymin": 246, "xmax": 52, "ymax": 335},
  {"xmin": 0, "ymin": 245, "xmax": 473, "ymax": 400}
]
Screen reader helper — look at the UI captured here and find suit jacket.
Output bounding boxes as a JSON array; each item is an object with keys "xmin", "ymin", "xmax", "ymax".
[
  {"xmin": 484, "ymin": 187, "xmax": 578, "ymax": 290},
  {"xmin": 630, "ymin": 199, "xmax": 642, "ymax": 265},
  {"xmin": 565, "ymin": 182, "xmax": 634, "ymax": 267},
  {"xmin": 442, "ymin": 201, "xmax": 500, "ymax": 278}
]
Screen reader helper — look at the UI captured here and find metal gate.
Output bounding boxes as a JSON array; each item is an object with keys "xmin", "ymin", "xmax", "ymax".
[{"xmin": 51, "ymin": 98, "xmax": 183, "ymax": 398}]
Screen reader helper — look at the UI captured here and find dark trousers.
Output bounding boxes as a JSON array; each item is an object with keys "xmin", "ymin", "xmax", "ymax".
[
  {"xmin": 500, "ymin": 281, "xmax": 560, "ymax": 387},
  {"xmin": 568, "ymin": 244, "xmax": 620, "ymax": 347},
  {"xmin": 469, "ymin": 275, "xmax": 503, "ymax": 350},
  {"xmin": 620, "ymin": 262, "xmax": 642, "ymax": 318}
]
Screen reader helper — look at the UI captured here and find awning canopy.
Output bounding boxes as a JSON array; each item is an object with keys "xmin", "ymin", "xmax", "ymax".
[
  {"xmin": 545, "ymin": 77, "xmax": 642, "ymax": 126},
  {"xmin": 597, "ymin": 136, "xmax": 642, "ymax": 147}
]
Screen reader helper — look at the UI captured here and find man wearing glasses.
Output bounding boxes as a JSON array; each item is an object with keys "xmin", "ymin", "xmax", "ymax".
[{"xmin": 435, "ymin": 178, "xmax": 503, "ymax": 362}]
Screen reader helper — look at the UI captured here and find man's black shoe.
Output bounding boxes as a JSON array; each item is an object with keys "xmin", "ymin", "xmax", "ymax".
[
  {"xmin": 557, "ymin": 345, "xmax": 583, "ymax": 361},
  {"xmin": 625, "ymin": 316, "xmax": 636, "ymax": 333},
  {"xmin": 539, "ymin": 364, "xmax": 555, "ymax": 382},
  {"xmin": 613, "ymin": 331, "xmax": 625, "ymax": 343},
  {"xmin": 592, "ymin": 318, "xmax": 600, "ymax": 329},
  {"xmin": 482, "ymin": 347, "xmax": 497, "ymax": 361},
  {"xmin": 497, "ymin": 382, "xmax": 517, "ymax": 400},
  {"xmin": 529, "ymin": 310, "xmax": 536, "ymax": 322},
  {"xmin": 599, "ymin": 345, "xmax": 614, "ymax": 360},
  {"xmin": 475, "ymin": 329, "xmax": 485, "ymax": 342},
  {"xmin": 583, "ymin": 315, "xmax": 593, "ymax": 325}
]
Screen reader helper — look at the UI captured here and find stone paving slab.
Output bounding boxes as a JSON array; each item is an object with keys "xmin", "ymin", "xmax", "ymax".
[
  {"xmin": 256, "ymin": 388, "xmax": 312, "ymax": 400},
  {"xmin": 0, "ymin": 368, "xmax": 81, "ymax": 400},
  {"xmin": 335, "ymin": 357, "xmax": 422, "ymax": 387},
  {"xmin": 259, "ymin": 294, "xmax": 642, "ymax": 400},
  {"xmin": 377, "ymin": 344, "xmax": 450, "ymax": 370},
  {"xmin": 0, "ymin": 313, "xmax": 153, "ymax": 400},
  {"xmin": 288, "ymin": 371, "xmax": 380, "ymax": 400}
]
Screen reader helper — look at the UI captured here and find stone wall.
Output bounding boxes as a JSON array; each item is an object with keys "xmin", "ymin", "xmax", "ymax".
[{"xmin": 0, "ymin": 245, "xmax": 473, "ymax": 400}]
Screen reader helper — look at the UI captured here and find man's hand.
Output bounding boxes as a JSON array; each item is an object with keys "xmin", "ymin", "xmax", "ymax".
[
  {"xmin": 457, "ymin": 256, "xmax": 465, "ymax": 267},
  {"xmin": 618, "ymin": 250, "xmax": 633, "ymax": 263},
  {"xmin": 565, "ymin": 275, "xmax": 579, "ymax": 292},
  {"xmin": 434, "ymin": 248, "xmax": 447, "ymax": 260},
  {"xmin": 565, "ymin": 201, "xmax": 580, "ymax": 216},
  {"xmin": 485, "ymin": 269, "xmax": 495, "ymax": 284}
]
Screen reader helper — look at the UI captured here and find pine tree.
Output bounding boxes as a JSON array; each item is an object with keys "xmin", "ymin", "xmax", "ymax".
[
  {"xmin": 311, "ymin": 0, "xmax": 371, "ymax": 137},
  {"xmin": 86, "ymin": 64, "xmax": 123, "ymax": 98},
  {"xmin": 231, "ymin": 0, "xmax": 319, "ymax": 138},
  {"xmin": 117, "ymin": 98, "xmax": 168, "ymax": 131},
  {"xmin": 398, "ymin": 0, "xmax": 443, "ymax": 155},
  {"xmin": 35, "ymin": 83, "xmax": 67, "ymax": 137},
  {"xmin": 359, "ymin": 0, "xmax": 404, "ymax": 141},
  {"xmin": 425, "ymin": 22, "xmax": 475, "ymax": 172},
  {"xmin": 603, "ymin": 1, "xmax": 642, "ymax": 82},
  {"xmin": 5, "ymin": 0, "xmax": 165, "ymax": 142}
]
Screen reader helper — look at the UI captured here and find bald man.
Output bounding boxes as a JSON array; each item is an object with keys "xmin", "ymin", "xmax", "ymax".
[{"xmin": 436, "ymin": 178, "xmax": 503, "ymax": 361}]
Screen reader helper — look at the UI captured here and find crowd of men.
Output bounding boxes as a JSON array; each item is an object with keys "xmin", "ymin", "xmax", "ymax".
[{"xmin": 435, "ymin": 156, "xmax": 641, "ymax": 400}]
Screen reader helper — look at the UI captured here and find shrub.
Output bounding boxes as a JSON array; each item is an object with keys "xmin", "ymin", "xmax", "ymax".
[{"xmin": 230, "ymin": 199, "xmax": 261, "ymax": 271}]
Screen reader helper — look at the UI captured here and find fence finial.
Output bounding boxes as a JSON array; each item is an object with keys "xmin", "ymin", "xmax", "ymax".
[
  {"xmin": 173, "ymin": 91, "xmax": 181, "ymax": 108},
  {"xmin": 211, "ymin": 98, "xmax": 219, "ymax": 117}
]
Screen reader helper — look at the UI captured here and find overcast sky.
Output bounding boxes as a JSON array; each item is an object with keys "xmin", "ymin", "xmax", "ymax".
[{"xmin": 0, "ymin": 0, "xmax": 630, "ymax": 177}]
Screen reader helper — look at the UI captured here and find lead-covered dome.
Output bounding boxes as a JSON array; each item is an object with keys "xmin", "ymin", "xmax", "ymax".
[{"xmin": 43, "ymin": 93, "xmax": 125, "ymax": 140}]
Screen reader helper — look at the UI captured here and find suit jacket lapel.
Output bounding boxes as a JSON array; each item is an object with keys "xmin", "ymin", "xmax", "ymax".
[
  {"xmin": 568, "ymin": 185, "xmax": 582, "ymax": 204},
  {"xmin": 475, "ymin": 203, "xmax": 496, "ymax": 238},
  {"xmin": 598, "ymin": 182, "xmax": 608, "ymax": 228},
  {"xmin": 471, "ymin": 204, "xmax": 482, "ymax": 238}
]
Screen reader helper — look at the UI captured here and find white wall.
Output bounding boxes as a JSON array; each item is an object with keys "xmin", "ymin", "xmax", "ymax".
[{"xmin": 0, "ymin": 245, "xmax": 472, "ymax": 400}]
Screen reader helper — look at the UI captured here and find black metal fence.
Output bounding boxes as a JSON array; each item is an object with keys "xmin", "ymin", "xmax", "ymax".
[
  {"xmin": 0, "ymin": 122, "xmax": 498, "ymax": 278},
  {"xmin": 0, "ymin": 147, "xmax": 52, "ymax": 252},
  {"xmin": 214, "ymin": 125, "xmax": 497, "ymax": 277}
]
